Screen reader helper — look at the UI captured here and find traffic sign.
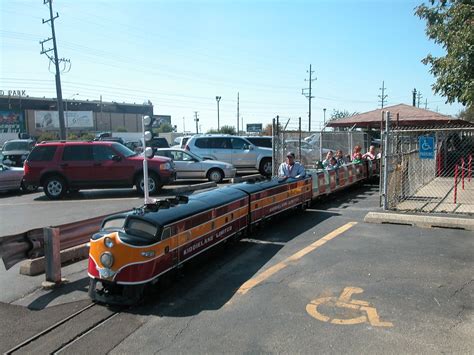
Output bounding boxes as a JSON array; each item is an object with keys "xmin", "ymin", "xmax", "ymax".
[{"xmin": 419, "ymin": 136, "xmax": 435, "ymax": 159}]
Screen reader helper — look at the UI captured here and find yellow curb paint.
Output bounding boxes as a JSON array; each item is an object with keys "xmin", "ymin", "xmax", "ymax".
[{"xmin": 237, "ymin": 222, "xmax": 357, "ymax": 295}]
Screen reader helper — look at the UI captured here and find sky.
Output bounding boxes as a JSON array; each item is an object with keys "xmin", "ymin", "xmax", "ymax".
[{"xmin": 0, "ymin": 0, "xmax": 465, "ymax": 133}]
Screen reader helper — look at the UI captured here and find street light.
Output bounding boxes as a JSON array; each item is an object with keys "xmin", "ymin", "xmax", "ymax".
[
  {"xmin": 65, "ymin": 93, "xmax": 79, "ymax": 138},
  {"xmin": 215, "ymin": 96, "xmax": 221, "ymax": 131}
]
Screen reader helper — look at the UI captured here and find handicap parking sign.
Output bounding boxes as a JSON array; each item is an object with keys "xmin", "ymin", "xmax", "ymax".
[{"xmin": 419, "ymin": 136, "xmax": 435, "ymax": 159}]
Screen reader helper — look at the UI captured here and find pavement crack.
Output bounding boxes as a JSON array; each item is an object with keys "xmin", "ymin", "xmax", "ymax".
[
  {"xmin": 154, "ymin": 316, "xmax": 194, "ymax": 354},
  {"xmin": 451, "ymin": 279, "xmax": 474, "ymax": 298}
]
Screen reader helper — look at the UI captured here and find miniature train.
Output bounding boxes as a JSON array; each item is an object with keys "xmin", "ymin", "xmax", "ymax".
[{"xmin": 88, "ymin": 160, "xmax": 379, "ymax": 305}]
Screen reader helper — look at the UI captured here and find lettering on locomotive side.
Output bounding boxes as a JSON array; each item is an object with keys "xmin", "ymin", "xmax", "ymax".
[
  {"xmin": 183, "ymin": 225, "xmax": 233, "ymax": 256},
  {"xmin": 268, "ymin": 196, "xmax": 301, "ymax": 214}
]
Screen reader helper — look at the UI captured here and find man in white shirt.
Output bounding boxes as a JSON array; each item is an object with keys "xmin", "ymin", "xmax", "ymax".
[{"xmin": 278, "ymin": 152, "xmax": 305, "ymax": 180}]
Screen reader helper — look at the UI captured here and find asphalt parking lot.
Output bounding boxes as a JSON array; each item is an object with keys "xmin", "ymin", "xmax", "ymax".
[{"xmin": 0, "ymin": 182, "xmax": 472, "ymax": 353}]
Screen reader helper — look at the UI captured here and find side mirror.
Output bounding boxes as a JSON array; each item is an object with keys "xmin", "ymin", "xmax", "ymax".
[{"xmin": 112, "ymin": 155, "xmax": 122, "ymax": 162}]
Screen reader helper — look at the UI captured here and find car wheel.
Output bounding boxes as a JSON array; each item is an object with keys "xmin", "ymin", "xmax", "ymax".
[
  {"xmin": 136, "ymin": 172, "xmax": 162, "ymax": 195},
  {"xmin": 43, "ymin": 175, "xmax": 67, "ymax": 199},
  {"xmin": 259, "ymin": 158, "xmax": 272, "ymax": 176},
  {"xmin": 207, "ymin": 168, "xmax": 224, "ymax": 183},
  {"xmin": 20, "ymin": 181, "xmax": 38, "ymax": 193}
]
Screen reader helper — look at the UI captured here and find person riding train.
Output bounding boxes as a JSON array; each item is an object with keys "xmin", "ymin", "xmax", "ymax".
[{"xmin": 278, "ymin": 152, "xmax": 305, "ymax": 180}]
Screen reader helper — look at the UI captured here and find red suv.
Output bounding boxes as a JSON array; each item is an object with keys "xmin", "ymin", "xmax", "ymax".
[{"xmin": 23, "ymin": 141, "xmax": 175, "ymax": 199}]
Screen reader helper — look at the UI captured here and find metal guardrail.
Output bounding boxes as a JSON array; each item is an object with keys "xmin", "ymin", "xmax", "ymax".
[{"xmin": 0, "ymin": 212, "xmax": 124, "ymax": 270}]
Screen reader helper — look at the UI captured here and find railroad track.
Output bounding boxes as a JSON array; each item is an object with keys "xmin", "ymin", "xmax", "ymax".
[{"xmin": 4, "ymin": 303, "xmax": 121, "ymax": 354}]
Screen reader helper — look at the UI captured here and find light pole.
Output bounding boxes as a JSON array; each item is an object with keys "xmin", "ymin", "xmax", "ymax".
[
  {"xmin": 216, "ymin": 96, "xmax": 221, "ymax": 132},
  {"xmin": 65, "ymin": 93, "xmax": 79, "ymax": 138}
]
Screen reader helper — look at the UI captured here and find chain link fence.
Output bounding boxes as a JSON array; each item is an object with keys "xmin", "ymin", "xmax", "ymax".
[
  {"xmin": 271, "ymin": 117, "xmax": 370, "ymax": 176},
  {"xmin": 382, "ymin": 127, "xmax": 474, "ymax": 215}
]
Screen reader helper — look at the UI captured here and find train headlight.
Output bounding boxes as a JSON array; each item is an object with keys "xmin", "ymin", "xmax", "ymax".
[
  {"xmin": 104, "ymin": 237, "xmax": 114, "ymax": 248},
  {"xmin": 100, "ymin": 252, "xmax": 114, "ymax": 268}
]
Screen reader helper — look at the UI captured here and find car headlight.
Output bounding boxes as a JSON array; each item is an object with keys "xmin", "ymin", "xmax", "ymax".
[
  {"xmin": 104, "ymin": 237, "xmax": 114, "ymax": 248},
  {"xmin": 100, "ymin": 252, "xmax": 114, "ymax": 268},
  {"xmin": 160, "ymin": 162, "xmax": 172, "ymax": 170}
]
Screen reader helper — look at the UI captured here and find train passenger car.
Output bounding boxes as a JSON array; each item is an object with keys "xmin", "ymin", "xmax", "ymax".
[{"xmin": 88, "ymin": 176, "xmax": 311, "ymax": 304}]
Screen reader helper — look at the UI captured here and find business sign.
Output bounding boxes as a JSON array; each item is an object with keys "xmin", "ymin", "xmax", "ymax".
[
  {"xmin": 419, "ymin": 136, "xmax": 435, "ymax": 159},
  {"xmin": 152, "ymin": 115, "xmax": 171, "ymax": 126},
  {"xmin": 247, "ymin": 123, "xmax": 262, "ymax": 133},
  {"xmin": 35, "ymin": 111, "xmax": 94, "ymax": 129},
  {"xmin": 0, "ymin": 111, "xmax": 25, "ymax": 133}
]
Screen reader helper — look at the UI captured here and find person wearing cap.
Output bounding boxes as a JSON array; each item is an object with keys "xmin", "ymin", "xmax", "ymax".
[{"xmin": 278, "ymin": 152, "xmax": 305, "ymax": 179}]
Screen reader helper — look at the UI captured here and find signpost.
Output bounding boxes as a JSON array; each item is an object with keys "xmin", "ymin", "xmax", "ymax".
[{"xmin": 419, "ymin": 136, "xmax": 435, "ymax": 159}]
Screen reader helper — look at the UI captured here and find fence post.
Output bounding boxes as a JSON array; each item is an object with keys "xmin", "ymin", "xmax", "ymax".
[
  {"xmin": 298, "ymin": 117, "xmax": 302, "ymax": 161},
  {"xmin": 469, "ymin": 155, "xmax": 472, "ymax": 182},
  {"xmin": 383, "ymin": 111, "xmax": 390, "ymax": 210},
  {"xmin": 461, "ymin": 157, "xmax": 465, "ymax": 190},
  {"xmin": 272, "ymin": 118, "xmax": 276, "ymax": 177},
  {"xmin": 454, "ymin": 164, "xmax": 458, "ymax": 204},
  {"xmin": 43, "ymin": 227, "xmax": 61, "ymax": 286}
]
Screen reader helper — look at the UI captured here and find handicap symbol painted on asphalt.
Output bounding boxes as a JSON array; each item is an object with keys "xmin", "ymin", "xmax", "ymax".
[{"xmin": 306, "ymin": 286, "xmax": 393, "ymax": 327}]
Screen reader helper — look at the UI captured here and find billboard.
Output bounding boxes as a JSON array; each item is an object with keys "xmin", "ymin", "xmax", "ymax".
[
  {"xmin": 247, "ymin": 123, "xmax": 262, "ymax": 133},
  {"xmin": 35, "ymin": 111, "xmax": 94, "ymax": 129},
  {"xmin": 0, "ymin": 111, "xmax": 25, "ymax": 133}
]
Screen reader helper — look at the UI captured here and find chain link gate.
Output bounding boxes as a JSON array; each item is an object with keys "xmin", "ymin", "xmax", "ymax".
[
  {"xmin": 271, "ymin": 116, "xmax": 369, "ymax": 175},
  {"xmin": 382, "ymin": 125, "xmax": 474, "ymax": 215}
]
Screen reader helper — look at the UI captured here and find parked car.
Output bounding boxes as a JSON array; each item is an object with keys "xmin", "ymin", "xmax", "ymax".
[
  {"xmin": 244, "ymin": 136, "xmax": 272, "ymax": 148},
  {"xmin": 147, "ymin": 137, "xmax": 170, "ymax": 149},
  {"xmin": 185, "ymin": 134, "xmax": 273, "ymax": 175},
  {"xmin": 284, "ymin": 139, "xmax": 331, "ymax": 164},
  {"xmin": 172, "ymin": 136, "xmax": 192, "ymax": 149},
  {"xmin": 23, "ymin": 141, "xmax": 175, "ymax": 199},
  {"xmin": 124, "ymin": 140, "xmax": 144, "ymax": 153},
  {"xmin": 94, "ymin": 136, "xmax": 126, "ymax": 145},
  {"xmin": 1, "ymin": 139, "xmax": 36, "ymax": 167},
  {"xmin": 154, "ymin": 148, "xmax": 236, "ymax": 182},
  {"xmin": 0, "ymin": 164, "xmax": 24, "ymax": 192}
]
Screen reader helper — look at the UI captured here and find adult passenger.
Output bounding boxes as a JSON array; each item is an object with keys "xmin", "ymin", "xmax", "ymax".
[
  {"xmin": 278, "ymin": 152, "xmax": 305, "ymax": 179},
  {"xmin": 322, "ymin": 151, "xmax": 334, "ymax": 169},
  {"xmin": 363, "ymin": 145, "xmax": 376, "ymax": 160}
]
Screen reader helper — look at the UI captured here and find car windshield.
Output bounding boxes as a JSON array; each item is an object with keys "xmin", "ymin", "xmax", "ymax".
[
  {"xmin": 111, "ymin": 142, "xmax": 137, "ymax": 157},
  {"xmin": 3, "ymin": 141, "xmax": 30, "ymax": 151}
]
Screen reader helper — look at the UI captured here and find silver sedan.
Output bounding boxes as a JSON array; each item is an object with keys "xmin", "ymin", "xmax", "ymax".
[
  {"xmin": 0, "ymin": 164, "xmax": 25, "ymax": 192},
  {"xmin": 154, "ymin": 148, "xmax": 236, "ymax": 183}
]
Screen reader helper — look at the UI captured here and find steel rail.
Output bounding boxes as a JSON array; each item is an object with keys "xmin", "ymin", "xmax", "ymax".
[{"xmin": 4, "ymin": 303, "xmax": 97, "ymax": 354}]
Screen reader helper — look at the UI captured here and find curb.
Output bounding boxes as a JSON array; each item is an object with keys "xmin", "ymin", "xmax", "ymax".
[
  {"xmin": 364, "ymin": 211, "xmax": 474, "ymax": 231},
  {"xmin": 19, "ymin": 244, "xmax": 89, "ymax": 276}
]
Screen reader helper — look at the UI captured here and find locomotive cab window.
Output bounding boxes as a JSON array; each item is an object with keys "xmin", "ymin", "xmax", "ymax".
[
  {"xmin": 102, "ymin": 217, "xmax": 126, "ymax": 230},
  {"xmin": 161, "ymin": 227, "xmax": 171, "ymax": 240},
  {"xmin": 126, "ymin": 218, "xmax": 159, "ymax": 240}
]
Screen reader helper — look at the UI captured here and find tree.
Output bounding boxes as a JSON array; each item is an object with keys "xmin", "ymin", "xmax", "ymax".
[
  {"xmin": 207, "ymin": 125, "xmax": 237, "ymax": 135},
  {"xmin": 458, "ymin": 105, "xmax": 474, "ymax": 122},
  {"xmin": 415, "ymin": 0, "xmax": 474, "ymax": 106},
  {"xmin": 155, "ymin": 122, "xmax": 173, "ymax": 133},
  {"xmin": 330, "ymin": 110, "xmax": 359, "ymax": 120}
]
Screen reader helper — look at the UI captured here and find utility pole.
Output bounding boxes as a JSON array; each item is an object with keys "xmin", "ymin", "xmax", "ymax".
[
  {"xmin": 40, "ymin": 0, "xmax": 67, "ymax": 140},
  {"xmin": 323, "ymin": 108, "xmax": 327, "ymax": 128},
  {"xmin": 194, "ymin": 111, "xmax": 199, "ymax": 134},
  {"xmin": 412, "ymin": 88, "xmax": 417, "ymax": 107},
  {"xmin": 183, "ymin": 117, "xmax": 185, "ymax": 133},
  {"xmin": 215, "ymin": 96, "xmax": 221, "ymax": 132},
  {"xmin": 236, "ymin": 92, "xmax": 240, "ymax": 135},
  {"xmin": 417, "ymin": 91, "xmax": 423, "ymax": 108},
  {"xmin": 241, "ymin": 116, "xmax": 243, "ymax": 134},
  {"xmin": 378, "ymin": 81, "xmax": 388, "ymax": 108},
  {"xmin": 424, "ymin": 98, "xmax": 428, "ymax": 110},
  {"xmin": 302, "ymin": 64, "xmax": 316, "ymax": 132}
]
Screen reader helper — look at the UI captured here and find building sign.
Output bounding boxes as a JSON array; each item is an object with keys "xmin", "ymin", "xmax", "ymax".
[
  {"xmin": 0, "ymin": 90, "xmax": 27, "ymax": 97},
  {"xmin": 35, "ymin": 111, "xmax": 94, "ymax": 129},
  {"xmin": 0, "ymin": 111, "xmax": 25, "ymax": 133},
  {"xmin": 152, "ymin": 115, "xmax": 171, "ymax": 126},
  {"xmin": 419, "ymin": 136, "xmax": 435, "ymax": 159},
  {"xmin": 247, "ymin": 123, "xmax": 262, "ymax": 133}
]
